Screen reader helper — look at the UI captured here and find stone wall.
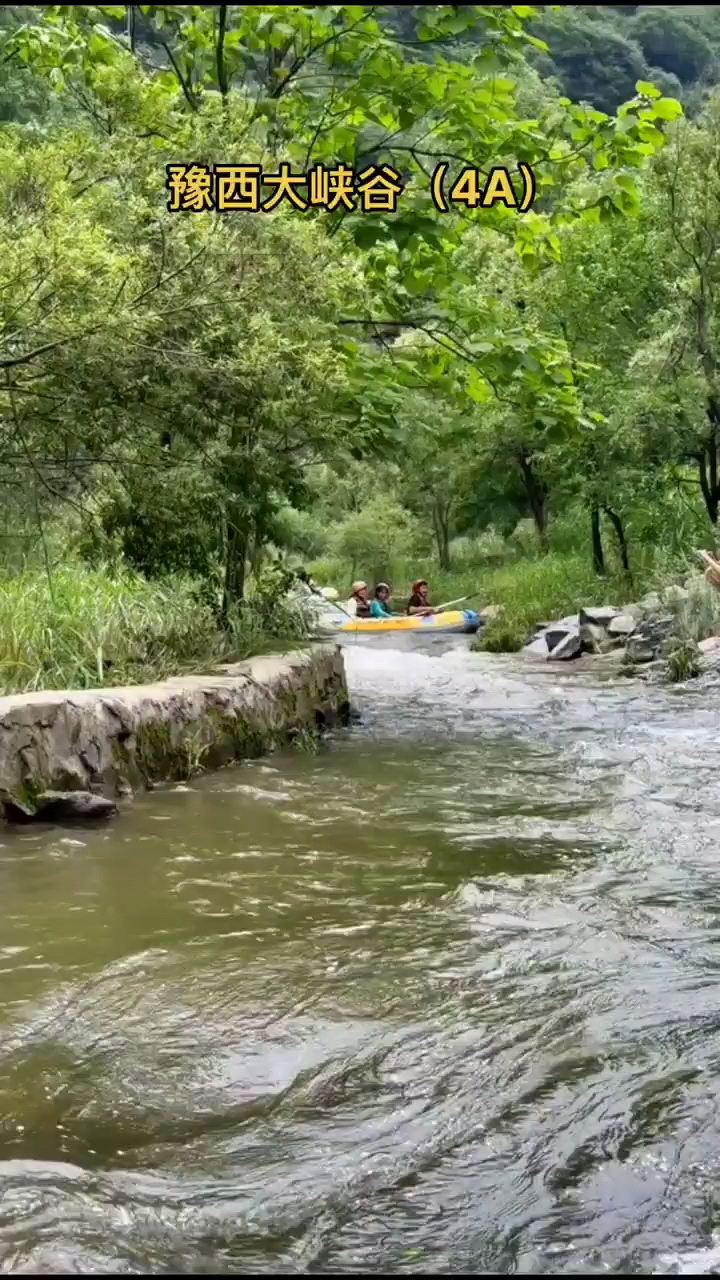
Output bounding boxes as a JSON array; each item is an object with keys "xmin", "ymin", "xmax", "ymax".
[{"xmin": 0, "ymin": 645, "xmax": 348, "ymax": 821}]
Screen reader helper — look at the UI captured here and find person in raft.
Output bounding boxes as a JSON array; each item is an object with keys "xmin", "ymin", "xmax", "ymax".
[
  {"xmin": 370, "ymin": 582, "xmax": 394, "ymax": 619},
  {"xmin": 406, "ymin": 578, "xmax": 435, "ymax": 616},
  {"xmin": 347, "ymin": 580, "xmax": 372, "ymax": 618}
]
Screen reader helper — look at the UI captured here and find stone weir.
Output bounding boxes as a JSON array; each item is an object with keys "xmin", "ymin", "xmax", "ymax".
[{"xmin": 0, "ymin": 645, "xmax": 349, "ymax": 824}]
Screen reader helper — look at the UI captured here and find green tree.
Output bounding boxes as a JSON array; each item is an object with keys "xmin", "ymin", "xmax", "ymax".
[{"xmin": 630, "ymin": 7, "xmax": 714, "ymax": 85}]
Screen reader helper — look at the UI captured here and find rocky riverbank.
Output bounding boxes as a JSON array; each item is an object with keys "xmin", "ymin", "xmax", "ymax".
[
  {"xmin": 0, "ymin": 645, "xmax": 348, "ymax": 824},
  {"xmin": 521, "ymin": 576, "xmax": 720, "ymax": 680}
]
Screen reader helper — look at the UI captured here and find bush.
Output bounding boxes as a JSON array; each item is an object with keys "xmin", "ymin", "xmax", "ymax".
[
  {"xmin": 665, "ymin": 575, "xmax": 720, "ymax": 644},
  {"xmin": 271, "ymin": 505, "xmax": 328, "ymax": 559},
  {"xmin": 478, "ymin": 614, "xmax": 528, "ymax": 653},
  {"xmin": 332, "ymin": 499, "xmax": 427, "ymax": 584},
  {"xmin": 450, "ymin": 526, "xmax": 509, "ymax": 566}
]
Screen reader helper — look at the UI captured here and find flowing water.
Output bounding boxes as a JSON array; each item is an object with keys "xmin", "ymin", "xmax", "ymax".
[{"xmin": 2, "ymin": 639, "xmax": 720, "ymax": 1274}]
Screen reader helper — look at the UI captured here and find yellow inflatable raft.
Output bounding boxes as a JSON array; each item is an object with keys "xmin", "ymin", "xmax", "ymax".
[{"xmin": 333, "ymin": 608, "xmax": 481, "ymax": 636}]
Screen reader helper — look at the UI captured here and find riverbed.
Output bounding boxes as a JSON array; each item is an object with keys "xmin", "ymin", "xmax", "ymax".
[{"xmin": 1, "ymin": 640, "xmax": 720, "ymax": 1274}]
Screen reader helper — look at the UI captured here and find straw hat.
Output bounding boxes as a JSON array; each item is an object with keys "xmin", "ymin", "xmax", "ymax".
[{"xmin": 351, "ymin": 580, "xmax": 367, "ymax": 594}]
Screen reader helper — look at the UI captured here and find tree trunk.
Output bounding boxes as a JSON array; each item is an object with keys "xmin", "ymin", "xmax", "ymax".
[
  {"xmin": 591, "ymin": 505, "xmax": 605, "ymax": 575},
  {"xmin": 696, "ymin": 445, "xmax": 719, "ymax": 526},
  {"xmin": 518, "ymin": 452, "xmax": 548, "ymax": 550},
  {"xmin": 432, "ymin": 497, "xmax": 452, "ymax": 571},
  {"xmin": 127, "ymin": 4, "xmax": 137, "ymax": 53},
  {"xmin": 698, "ymin": 406, "xmax": 720, "ymax": 525},
  {"xmin": 603, "ymin": 506, "xmax": 632, "ymax": 581},
  {"xmin": 216, "ymin": 4, "xmax": 229, "ymax": 100},
  {"xmin": 221, "ymin": 515, "xmax": 248, "ymax": 623}
]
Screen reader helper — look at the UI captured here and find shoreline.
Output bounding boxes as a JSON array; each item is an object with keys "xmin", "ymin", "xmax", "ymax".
[{"xmin": 0, "ymin": 645, "xmax": 348, "ymax": 824}]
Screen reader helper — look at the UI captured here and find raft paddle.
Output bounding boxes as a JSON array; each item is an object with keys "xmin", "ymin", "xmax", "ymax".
[
  {"xmin": 303, "ymin": 579, "xmax": 356, "ymax": 621},
  {"xmin": 434, "ymin": 590, "xmax": 483, "ymax": 614}
]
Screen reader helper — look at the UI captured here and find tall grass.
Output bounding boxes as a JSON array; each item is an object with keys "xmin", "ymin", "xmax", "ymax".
[
  {"xmin": 476, "ymin": 552, "xmax": 638, "ymax": 651},
  {"xmin": 0, "ymin": 566, "xmax": 310, "ymax": 696}
]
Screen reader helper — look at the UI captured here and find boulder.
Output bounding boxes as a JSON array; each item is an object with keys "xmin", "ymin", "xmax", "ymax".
[
  {"xmin": 699, "ymin": 635, "xmax": 720, "ymax": 654},
  {"xmin": 543, "ymin": 624, "xmax": 571, "ymax": 650},
  {"xmin": 624, "ymin": 615, "xmax": 674, "ymax": 664},
  {"xmin": 639, "ymin": 591, "xmax": 661, "ymax": 614},
  {"xmin": 624, "ymin": 637, "xmax": 657, "ymax": 664},
  {"xmin": 607, "ymin": 612, "xmax": 637, "ymax": 637},
  {"xmin": 3, "ymin": 790, "xmax": 118, "ymax": 824},
  {"xmin": 523, "ymin": 636, "xmax": 550, "ymax": 659},
  {"xmin": 579, "ymin": 605, "xmax": 620, "ymax": 627},
  {"xmin": 547, "ymin": 628, "xmax": 582, "ymax": 661},
  {"xmin": 579, "ymin": 621, "xmax": 606, "ymax": 654}
]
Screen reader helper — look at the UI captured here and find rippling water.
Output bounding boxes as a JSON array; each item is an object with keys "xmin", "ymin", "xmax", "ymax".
[{"xmin": 2, "ymin": 640, "xmax": 720, "ymax": 1273}]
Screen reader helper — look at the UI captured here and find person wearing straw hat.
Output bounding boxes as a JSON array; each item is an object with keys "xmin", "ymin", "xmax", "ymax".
[
  {"xmin": 406, "ymin": 578, "xmax": 435, "ymax": 616},
  {"xmin": 345, "ymin": 580, "xmax": 371, "ymax": 618}
]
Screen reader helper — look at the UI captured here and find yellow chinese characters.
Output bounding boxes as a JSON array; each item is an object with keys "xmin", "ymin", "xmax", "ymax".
[
  {"xmin": 165, "ymin": 162, "xmax": 407, "ymax": 215},
  {"xmin": 215, "ymin": 164, "xmax": 262, "ymax": 212},
  {"xmin": 356, "ymin": 165, "xmax": 404, "ymax": 213},
  {"xmin": 262, "ymin": 162, "xmax": 308, "ymax": 212},
  {"xmin": 307, "ymin": 165, "xmax": 356, "ymax": 211},
  {"xmin": 166, "ymin": 164, "xmax": 213, "ymax": 213}
]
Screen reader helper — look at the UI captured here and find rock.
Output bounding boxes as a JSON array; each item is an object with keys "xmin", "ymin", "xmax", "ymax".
[
  {"xmin": 579, "ymin": 606, "xmax": 620, "ymax": 627},
  {"xmin": 3, "ymin": 790, "xmax": 118, "ymax": 824},
  {"xmin": 699, "ymin": 635, "xmax": 720, "ymax": 654},
  {"xmin": 579, "ymin": 622, "xmax": 606, "ymax": 654},
  {"xmin": 544, "ymin": 620, "xmax": 585, "ymax": 649},
  {"xmin": 547, "ymin": 629, "xmax": 582, "ymax": 661},
  {"xmin": 626, "ymin": 602, "xmax": 646, "ymax": 622},
  {"xmin": 480, "ymin": 604, "xmax": 501, "ymax": 621},
  {"xmin": 624, "ymin": 615, "xmax": 674, "ymax": 664},
  {"xmin": 624, "ymin": 638, "xmax": 656, "ymax": 664},
  {"xmin": 663, "ymin": 584, "xmax": 689, "ymax": 607},
  {"xmin": 607, "ymin": 612, "xmax": 637, "ymax": 637},
  {"xmin": 639, "ymin": 591, "xmax": 661, "ymax": 614},
  {"xmin": 523, "ymin": 636, "xmax": 550, "ymax": 659},
  {"xmin": 543, "ymin": 625, "xmax": 570, "ymax": 651}
]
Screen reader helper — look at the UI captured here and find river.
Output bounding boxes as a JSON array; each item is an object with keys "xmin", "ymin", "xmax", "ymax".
[{"xmin": 1, "ymin": 638, "xmax": 720, "ymax": 1274}]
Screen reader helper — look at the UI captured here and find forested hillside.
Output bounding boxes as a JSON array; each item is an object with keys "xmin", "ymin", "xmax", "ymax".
[
  {"xmin": 529, "ymin": 5, "xmax": 720, "ymax": 112},
  {"xmin": 0, "ymin": 4, "xmax": 719, "ymax": 686}
]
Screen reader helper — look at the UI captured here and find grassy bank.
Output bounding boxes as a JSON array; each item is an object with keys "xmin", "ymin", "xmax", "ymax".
[{"xmin": 0, "ymin": 567, "xmax": 309, "ymax": 696}]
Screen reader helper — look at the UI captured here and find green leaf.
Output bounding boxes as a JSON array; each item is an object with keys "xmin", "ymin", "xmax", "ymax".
[
  {"xmin": 351, "ymin": 222, "xmax": 386, "ymax": 250},
  {"xmin": 467, "ymin": 368, "xmax": 490, "ymax": 403},
  {"xmin": 635, "ymin": 80, "xmax": 661, "ymax": 99},
  {"xmin": 652, "ymin": 97, "xmax": 683, "ymax": 121}
]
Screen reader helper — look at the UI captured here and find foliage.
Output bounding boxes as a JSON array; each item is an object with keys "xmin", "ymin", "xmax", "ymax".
[
  {"xmin": 473, "ymin": 551, "xmax": 637, "ymax": 652},
  {"xmin": 665, "ymin": 638, "xmax": 701, "ymax": 682},
  {"xmin": 630, "ymin": 8, "xmax": 714, "ymax": 86},
  {"xmin": 0, "ymin": 561, "xmax": 315, "ymax": 695},
  {"xmin": 332, "ymin": 498, "xmax": 427, "ymax": 584},
  {"xmin": 528, "ymin": 5, "xmax": 720, "ymax": 112}
]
